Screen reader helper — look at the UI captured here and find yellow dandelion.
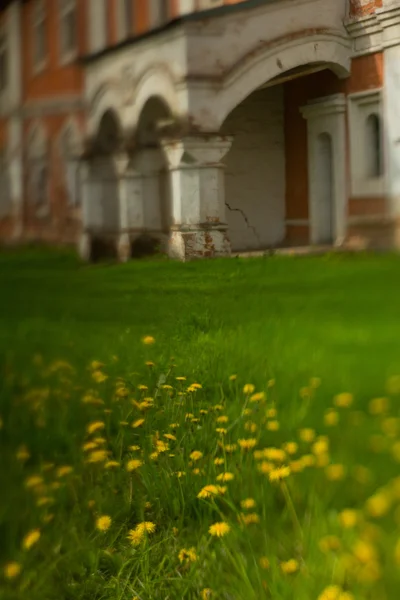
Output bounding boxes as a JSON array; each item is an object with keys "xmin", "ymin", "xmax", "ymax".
[
  {"xmin": 131, "ymin": 419, "xmax": 145, "ymax": 429},
  {"xmin": 150, "ymin": 451, "xmax": 159, "ymax": 461},
  {"xmin": 176, "ymin": 471, "xmax": 186, "ymax": 478},
  {"xmin": 92, "ymin": 370, "xmax": 108, "ymax": 383},
  {"xmin": 324, "ymin": 409, "xmax": 339, "ymax": 426},
  {"xmin": 317, "ymin": 585, "xmax": 343, "ymax": 600},
  {"xmin": 365, "ymin": 492, "xmax": 391, "ymax": 518},
  {"xmin": 298, "ymin": 428, "xmax": 315, "ymax": 442},
  {"xmin": 156, "ymin": 440, "xmax": 169, "ymax": 453},
  {"xmin": 240, "ymin": 498, "xmax": 256, "ymax": 510},
  {"xmin": 338, "ymin": 509, "xmax": 360, "ymax": 529},
  {"xmin": 126, "ymin": 459, "xmax": 143, "ymax": 472},
  {"xmin": 264, "ymin": 447, "xmax": 286, "ymax": 462},
  {"xmin": 216, "ymin": 472, "xmax": 234, "ymax": 482},
  {"xmin": 267, "ymin": 420, "xmax": 280, "ymax": 431},
  {"xmin": 56, "ymin": 465, "xmax": 73, "ymax": 477},
  {"xmin": 269, "ymin": 466, "xmax": 291, "ymax": 482},
  {"xmin": 22, "ymin": 529, "xmax": 40, "ymax": 550},
  {"xmin": 142, "ymin": 336, "xmax": 155, "ymax": 345},
  {"xmin": 190, "ymin": 451, "xmax": 203, "ymax": 462},
  {"xmin": 86, "ymin": 421, "xmax": 105, "ymax": 435},
  {"xmin": 239, "ymin": 512, "xmax": 260, "ymax": 525},
  {"xmin": 104, "ymin": 461, "xmax": 120, "ymax": 469},
  {"xmin": 216, "ymin": 415, "xmax": 229, "ymax": 424},
  {"xmin": 259, "ymin": 556, "xmax": 270, "ymax": 569},
  {"xmin": 280, "ymin": 559, "xmax": 299, "ymax": 574},
  {"xmin": 334, "ymin": 393, "xmax": 353, "ymax": 408},
  {"xmin": 96, "ymin": 515, "xmax": 112, "ymax": 531},
  {"xmin": 176, "ymin": 376, "xmax": 186, "ymax": 381},
  {"xmin": 209, "ymin": 522, "xmax": 230, "ymax": 537},
  {"xmin": 266, "ymin": 408, "xmax": 277, "ymax": 418},
  {"xmin": 312, "ymin": 437, "xmax": 329, "ymax": 456},
  {"xmin": 242, "ymin": 408, "xmax": 252, "ymax": 417},
  {"xmin": 289, "ymin": 459, "xmax": 305, "ymax": 473},
  {"xmin": 238, "ymin": 438, "xmax": 257, "ymax": 451},
  {"xmin": 245, "ymin": 420, "xmax": 257, "ymax": 432},
  {"xmin": 250, "ymin": 392, "xmax": 265, "ymax": 402},
  {"xmin": 319, "ymin": 535, "xmax": 341, "ymax": 553},
  {"xmin": 201, "ymin": 589, "xmax": 213, "ymax": 599},
  {"xmin": 36, "ymin": 496, "xmax": 54, "ymax": 507},
  {"xmin": 213, "ymin": 404, "xmax": 224, "ymax": 411},
  {"xmin": 387, "ymin": 375, "xmax": 400, "ymax": 394},
  {"xmin": 127, "ymin": 521, "xmax": 156, "ymax": 545},
  {"xmin": 258, "ymin": 461, "xmax": 274, "ymax": 474},
  {"xmin": 88, "ymin": 500, "xmax": 95, "ymax": 508},
  {"xmin": 325, "ymin": 464, "xmax": 346, "ymax": 481},
  {"xmin": 128, "ymin": 445, "xmax": 141, "ymax": 451},
  {"xmin": 214, "ymin": 457, "xmax": 224, "ymax": 466},
  {"xmin": 82, "ymin": 441, "xmax": 98, "ymax": 451},
  {"xmin": 243, "ymin": 384, "xmax": 255, "ymax": 395},
  {"xmin": 215, "ymin": 428, "xmax": 227, "ymax": 434},
  {"xmin": 369, "ymin": 397, "xmax": 390, "ymax": 415},
  {"xmin": 229, "ymin": 374, "xmax": 237, "ymax": 381},
  {"xmin": 178, "ymin": 547, "xmax": 198, "ymax": 563},
  {"xmin": 4, "ymin": 562, "xmax": 22, "ymax": 579},
  {"xmin": 25, "ymin": 475, "xmax": 44, "ymax": 489},
  {"xmin": 145, "ymin": 361, "xmax": 155, "ymax": 367},
  {"xmin": 223, "ymin": 444, "xmax": 237, "ymax": 453},
  {"xmin": 164, "ymin": 433, "xmax": 176, "ymax": 441},
  {"xmin": 198, "ymin": 485, "xmax": 220, "ymax": 499},
  {"xmin": 87, "ymin": 450, "xmax": 109, "ymax": 463},
  {"xmin": 283, "ymin": 442, "xmax": 298, "ymax": 455},
  {"xmin": 90, "ymin": 360, "xmax": 104, "ymax": 370},
  {"xmin": 16, "ymin": 445, "xmax": 30, "ymax": 461}
]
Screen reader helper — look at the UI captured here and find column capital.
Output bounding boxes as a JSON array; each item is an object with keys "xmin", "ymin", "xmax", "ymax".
[{"xmin": 161, "ymin": 134, "xmax": 234, "ymax": 169}]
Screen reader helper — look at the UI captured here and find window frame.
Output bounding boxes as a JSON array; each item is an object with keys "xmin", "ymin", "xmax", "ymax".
[
  {"xmin": 32, "ymin": 0, "xmax": 48, "ymax": 75},
  {"xmin": 58, "ymin": 0, "xmax": 78, "ymax": 65},
  {"xmin": 117, "ymin": 0, "xmax": 134, "ymax": 41},
  {"xmin": 348, "ymin": 89, "xmax": 385, "ymax": 198},
  {"xmin": 149, "ymin": 0, "xmax": 170, "ymax": 29}
]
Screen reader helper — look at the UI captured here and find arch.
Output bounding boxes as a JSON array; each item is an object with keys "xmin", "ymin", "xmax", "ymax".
[
  {"xmin": 128, "ymin": 65, "xmax": 180, "ymax": 130},
  {"xmin": 96, "ymin": 109, "xmax": 123, "ymax": 154},
  {"xmin": 87, "ymin": 81, "xmax": 125, "ymax": 139},
  {"xmin": 365, "ymin": 113, "xmax": 383, "ymax": 178},
  {"xmin": 136, "ymin": 96, "xmax": 173, "ymax": 147},
  {"xmin": 59, "ymin": 117, "xmax": 83, "ymax": 157},
  {"xmin": 209, "ymin": 32, "xmax": 351, "ymax": 130}
]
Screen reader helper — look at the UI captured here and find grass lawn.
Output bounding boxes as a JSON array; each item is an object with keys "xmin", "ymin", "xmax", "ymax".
[{"xmin": 1, "ymin": 247, "xmax": 400, "ymax": 599}]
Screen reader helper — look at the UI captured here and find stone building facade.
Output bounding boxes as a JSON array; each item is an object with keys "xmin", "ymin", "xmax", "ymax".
[{"xmin": 0, "ymin": 0, "xmax": 399, "ymax": 260}]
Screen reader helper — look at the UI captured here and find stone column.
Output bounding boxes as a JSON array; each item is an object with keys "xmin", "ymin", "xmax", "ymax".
[
  {"xmin": 77, "ymin": 160, "xmax": 92, "ymax": 261},
  {"xmin": 131, "ymin": 148, "xmax": 165, "ymax": 232},
  {"xmin": 161, "ymin": 135, "xmax": 233, "ymax": 261}
]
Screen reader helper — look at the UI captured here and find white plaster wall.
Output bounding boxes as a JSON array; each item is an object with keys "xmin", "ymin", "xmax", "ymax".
[
  {"xmin": 221, "ymin": 85, "xmax": 285, "ymax": 251},
  {"xmin": 383, "ymin": 44, "xmax": 400, "ymax": 215}
]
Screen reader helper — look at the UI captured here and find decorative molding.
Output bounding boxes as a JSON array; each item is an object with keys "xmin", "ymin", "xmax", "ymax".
[
  {"xmin": 22, "ymin": 95, "xmax": 85, "ymax": 118},
  {"xmin": 345, "ymin": 3, "xmax": 400, "ymax": 56},
  {"xmin": 300, "ymin": 94, "xmax": 347, "ymax": 119}
]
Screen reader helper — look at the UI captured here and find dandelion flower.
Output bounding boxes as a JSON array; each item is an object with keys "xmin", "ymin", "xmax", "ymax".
[
  {"xmin": 240, "ymin": 498, "xmax": 256, "ymax": 510},
  {"xmin": 250, "ymin": 392, "xmax": 265, "ymax": 402},
  {"xmin": 126, "ymin": 459, "xmax": 143, "ymax": 472},
  {"xmin": 214, "ymin": 457, "xmax": 224, "ymax": 466},
  {"xmin": 369, "ymin": 397, "xmax": 389, "ymax": 415},
  {"xmin": 201, "ymin": 589, "xmax": 213, "ymax": 599},
  {"xmin": 325, "ymin": 464, "xmax": 346, "ymax": 481},
  {"xmin": 22, "ymin": 529, "xmax": 40, "ymax": 550},
  {"xmin": 243, "ymin": 384, "xmax": 255, "ymax": 395},
  {"xmin": 259, "ymin": 557, "xmax": 270, "ymax": 570},
  {"xmin": 209, "ymin": 522, "xmax": 230, "ymax": 537},
  {"xmin": 365, "ymin": 492, "xmax": 392, "ymax": 518},
  {"xmin": 229, "ymin": 374, "xmax": 237, "ymax": 381},
  {"xmin": 87, "ymin": 450, "xmax": 109, "ymax": 463},
  {"xmin": 92, "ymin": 370, "xmax": 108, "ymax": 383},
  {"xmin": 4, "ymin": 562, "xmax": 21, "ymax": 579},
  {"xmin": 131, "ymin": 419, "xmax": 145, "ymax": 429},
  {"xmin": 96, "ymin": 515, "xmax": 112, "ymax": 531},
  {"xmin": 86, "ymin": 421, "xmax": 105, "ymax": 435},
  {"xmin": 82, "ymin": 441, "xmax": 98, "ymax": 451},
  {"xmin": 216, "ymin": 415, "xmax": 229, "ymax": 424},
  {"xmin": 223, "ymin": 444, "xmax": 237, "ymax": 453},
  {"xmin": 198, "ymin": 485, "xmax": 220, "ymax": 499},
  {"xmin": 239, "ymin": 512, "xmax": 260, "ymax": 525},
  {"xmin": 215, "ymin": 428, "xmax": 227, "ymax": 435},
  {"xmin": 90, "ymin": 360, "xmax": 104, "ymax": 371},
  {"xmin": 190, "ymin": 451, "xmax": 203, "ymax": 462},
  {"xmin": 267, "ymin": 420, "xmax": 279, "ymax": 431},
  {"xmin": 25, "ymin": 476, "xmax": 44, "ymax": 489},
  {"xmin": 280, "ymin": 559, "xmax": 299, "ymax": 574},
  {"xmin": 146, "ymin": 361, "xmax": 155, "ymax": 367},
  {"xmin": 269, "ymin": 466, "xmax": 291, "ymax": 482},
  {"xmin": 128, "ymin": 445, "xmax": 141, "ymax": 451},
  {"xmin": 334, "ymin": 393, "xmax": 353, "ymax": 408},
  {"xmin": 178, "ymin": 547, "xmax": 197, "ymax": 563},
  {"xmin": 324, "ymin": 409, "xmax": 339, "ymax": 426},
  {"xmin": 128, "ymin": 521, "xmax": 156, "ymax": 545},
  {"xmin": 298, "ymin": 428, "xmax": 315, "ymax": 442},
  {"xmin": 216, "ymin": 472, "xmax": 234, "ymax": 482},
  {"xmin": 191, "ymin": 383, "xmax": 202, "ymax": 389},
  {"xmin": 164, "ymin": 433, "xmax": 176, "ymax": 441},
  {"xmin": 238, "ymin": 438, "xmax": 257, "ymax": 451},
  {"xmin": 338, "ymin": 509, "xmax": 359, "ymax": 529},
  {"xmin": 36, "ymin": 496, "xmax": 54, "ymax": 507},
  {"xmin": 317, "ymin": 585, "xmax": 343, "ymax": 600},
  {"xmin": 16, "ymin": 445, "xmax": 30, "ymax": 461},
  {"xmin": 266, "ymin": 408, "xmax": 277, "ymax": 418},
  {"xmin": 318, "ymin": 535, "xmax": 341, "ymax": 553},
  {"xmin": 142, "ymin": 336, "xmax": 155, "ymax": 345},
  {"xmin": 56, "ymin": 465, "xmax": 73, "ymax": 477},
  {"xmin": 105, "ymin": 460, "xmax": 120, "ymax": 469}
]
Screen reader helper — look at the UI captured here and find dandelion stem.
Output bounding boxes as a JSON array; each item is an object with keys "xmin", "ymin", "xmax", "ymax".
[{"xmin": 280, "ymin": 480, "xmax": 303, "ymax": 540}]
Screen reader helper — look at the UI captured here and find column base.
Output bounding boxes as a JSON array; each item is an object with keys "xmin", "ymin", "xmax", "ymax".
[
  {"xmin": 168, "ymin": 228, "xmax": 231, "ymax": 261},
  {"xmin": 117, "ymin": 233, "xmax": 132, "ymax": 263},
  {"xmin": 78, "ymin": 232, "xmax": 92, "ymax": 262}
]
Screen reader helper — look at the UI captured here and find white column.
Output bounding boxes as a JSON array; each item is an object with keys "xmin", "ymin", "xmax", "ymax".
[
  {"xmin": 377, "ymin": 4, "xmax": 400, "ymax": 234},
  {"xmin": 161, "ymin": 135, "xmax": 233, "ymax": 260},
  {"xmin": 78, "ymin": 161, "xmax": 93, "ymax": 261},
  {"xmin": 300, "ymin": 94, "xmax": 347, "ymax": 246},
  {"xmin": 131, "ymin": 148, "xmax": 165, "ymax": 232}
]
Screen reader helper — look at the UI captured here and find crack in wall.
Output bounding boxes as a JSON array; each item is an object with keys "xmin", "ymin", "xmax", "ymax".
[{"xmin": 225, "ymin": 201, "xmax": 261, "ymax": 245}]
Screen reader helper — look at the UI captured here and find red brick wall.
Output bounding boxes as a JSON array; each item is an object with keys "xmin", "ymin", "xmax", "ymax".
[{"xmin": 349, "ymin": 0, "xmax": 382, "ymax": 17}]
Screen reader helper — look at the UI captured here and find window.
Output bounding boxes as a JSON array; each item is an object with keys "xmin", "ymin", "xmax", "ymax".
[
  {"xmin": 365, "ymin": 113, "xmax": 383, "ymax": 179},
  {"xmin": 348, "ymin": 90, "xmax": 384, "ymax": 197},
  {"xmin": 27, "ymin": 124, "xmax": 50, "ymax": 216},
  {"xmin": 149, "ymin": 0, "xmax": 169, "ymax": 28},
  {"xmin": 33, "ymin": 0, "xmax": 47, "ymax": 71},
  {"xmin": 88, "ymin": 0, "xmax": 107, "ymax": 53},
  {"xmin": 59, "ymin": 0, "xmax": 77, "ymax": 61},
  {"xmin": 0, "ymin": 31, "xmax": 7, "ymax": 93},
  {"xmin": 117, "ymin": 0, "xmax": 134, "ymax": 40}
]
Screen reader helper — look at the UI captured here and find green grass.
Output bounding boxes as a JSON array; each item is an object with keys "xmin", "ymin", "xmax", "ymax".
[{"xmin": 1, "ymin": 247, "xmax": 400, "ymax": 599}]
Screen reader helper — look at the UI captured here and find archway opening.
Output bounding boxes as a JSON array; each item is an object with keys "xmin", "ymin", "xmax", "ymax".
[
  {"xmin": 132, "ymin": 96, "xmax": 172, "ymax": 257},
  {"xmin": 365, "ymin": 113, "xmax": 383, "ymax": 179},
  {"xmin": 88, "ymin": 109, "xmax": 121, "ymax": 261}
]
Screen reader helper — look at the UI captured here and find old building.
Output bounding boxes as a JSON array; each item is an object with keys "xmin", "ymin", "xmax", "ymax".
[{"xmin": 0, "ymin": 0, "xmax": 399, "ymax": 260}]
